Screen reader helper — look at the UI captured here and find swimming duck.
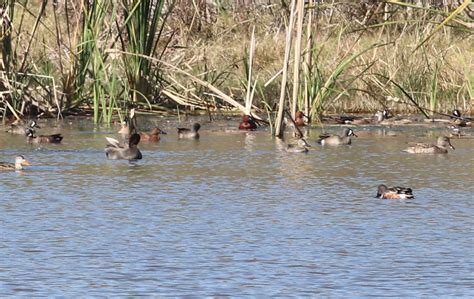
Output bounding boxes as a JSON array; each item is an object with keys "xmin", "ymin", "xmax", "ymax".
[
  {"xmin": 105, "ymin": 133, "xmax": 142, "ymax": 160},
  {"xmin": 26, "ymin": 129, "xmax": 63, "ymax": 143},
  {"xmin": 0, "ymin": 155, "xmax": 31, "ymax": 171},
  {"xmin": 375, "ymin": 110, "xmax": 412, "ymax": 125},
  {"xmin": 118, "ymin": 109, "xmax": 138, "ymax": 136},
  {"xmin": 118, "ymin": 116, "xmax": 131, "ymax": 135},
  {"xmin": 374, "ymin": 110, "xmax": 391, "ymax": 123},
  {"xmin": 403, "ymin": 136, "xmax": 455, "ymax": 154},
  {"xmin": 294, "ymin": 111, "xmax": 309, "ymax": 127},
  {"xmin": 286, "ymin": 138, "xmax": 310, "ymax": 153},
  {"xmin": 449, "ymin": 109, "xmax": 471, "ymax": 127},
  {"xmin": 317, "ymin": 128, "xmax": 357, "ymax": 145},
  {"xmin": 140, "ymin": 127, "xmax": 166, "ymax": 142},
  {"xmin": 239, "ymin": 115, "xmax": 257, "ymax": 130},
  {"xmin": 376, "ymin": 184, "xmax": 414, "ymax": 199},
  {"xmin": 6, "ymin": 120, "xmax": 40, "ymax": 135},
  {"xmin": 178, "ymin": 123, "xmax": 200, "ymax": 139}
]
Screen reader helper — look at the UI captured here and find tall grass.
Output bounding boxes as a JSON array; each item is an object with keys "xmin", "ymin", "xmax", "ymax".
[
  {"xmin": 1, "ymin": 1, "xmax": 472, "ymax": 124},
  {"xmin": 119, "ymin": 0, "xmax": 170, "ymax": 105}
]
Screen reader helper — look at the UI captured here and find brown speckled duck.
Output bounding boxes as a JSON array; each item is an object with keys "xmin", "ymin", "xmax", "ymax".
[
  {"xmin": 404, "ymin": 136, "xmax": 454, "ymax": 154},
  {"xmin": 286, "ymin": 138, "xmax": 310, "ymax": 153},
  {"xmin": 0, "ymin": 156, "xmax": 31, "ymax": 171}
]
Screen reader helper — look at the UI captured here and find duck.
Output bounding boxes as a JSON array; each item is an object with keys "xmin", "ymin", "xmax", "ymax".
[
  {"xmin": 317, "ymin": 128, "xmax": 357, "ymax": 145},
  {"xmin": 376, "ymin": 184, "xmax": 414, "ymax": 199},
  {"xmin": 286, "ymin": 138, "xmax": 310, "ymax": 153},
  {"xmin": 178, "ymin": 123, "xmax": 200, "ymax": 139},
  {"xmin": 26, "ymin": 129, "xmax": 63, "ymax": 143},
  {"xmin": 294, "ymin": 111, "xmax": 309, "ymax": 127},
  {"xmin": 0, "ymin": 155, "xmax": 31, "ymax": 171},
  {"xmin": 6, "ymin": 120, "xmax": 40, "ymax": 135},
  {"xmin": 449, "ymin": 109, "xmax": 471, "ymax": 127},
  {"xmin": 239, "ymin": 115, "xmax": 257, "ymax": 130},
  {"xmin": 118, "ymin": 109, "xmax": 138, "ymax": 136},
  {"xmin": 140, "ymin": 127, "xmax": 166, "ymax": 142},
  {"xmin": 374, "ymin": 110, "xmax": 391, "ymax": 123},
  {"xmin": 403, "ymin": 136, "xmax": 455, "ymax": 154},
  {"xmin": 118, "ymin": 116, "xmax": 131, "ymax": 135},
  {"xmin": 375, "ymin": 110, "xmax": 412, "ymax": 125},
  {"xmin": 105, "ymin": 133, "xmax": 142, "ymax": 160}
]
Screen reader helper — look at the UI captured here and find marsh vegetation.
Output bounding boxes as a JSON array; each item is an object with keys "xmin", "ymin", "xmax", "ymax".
[{"xmin": 0, "ymin": 0, "xmax": 472, "ymax": 129}]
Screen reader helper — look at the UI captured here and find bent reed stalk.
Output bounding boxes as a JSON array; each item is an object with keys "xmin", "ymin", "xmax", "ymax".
[{"xmin": 0, "ymin": 1, "xmax": 472, "ymax": 125}]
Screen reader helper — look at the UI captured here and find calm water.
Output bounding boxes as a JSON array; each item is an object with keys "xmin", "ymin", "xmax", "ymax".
[{"xmin": 1, "ymin": 118, "xmax": 473, "ymax": 297}]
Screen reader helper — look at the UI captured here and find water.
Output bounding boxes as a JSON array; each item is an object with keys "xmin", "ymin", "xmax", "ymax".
[{"xmin": 1, "ymin": 118, "xmax": 473, "ymax": 296}]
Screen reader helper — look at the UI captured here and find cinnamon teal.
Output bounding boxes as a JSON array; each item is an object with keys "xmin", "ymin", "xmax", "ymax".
[
  {"xmin": 376, "ymin": 184, "xmax": 414, "ymax": 200},
  {"xmin": 178, "ymin": 123, "xmax": 200, "ymax": 139},
  {"xmin": 294, "ymin": 111, "xmax": 309, "ymax": 127},
  {"xmin": 404, "ymin": 136, "xmax": 455, "ymax": 154},
  {"xmin": 140, "ymin": 127, "xmax": 166, "ymax": 142},
  {"xmin": 239, "ymin": 115, "xmax": 257, "ymax": 130},
  {"xmin": 0, "ymin": 155, "xmax": 31, "ymax": 171},
  {"xmin": 318, "ymin": 128, "xmax": 357, "ymax": 145},
  {"xmin": 105, "ymin": 133, "xmax": 142, "ymax": 160}
]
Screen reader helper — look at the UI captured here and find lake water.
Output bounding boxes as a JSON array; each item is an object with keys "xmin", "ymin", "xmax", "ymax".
[{"xmin": 1, "ymin": 117, "xmax": 473, "ymax": 296}]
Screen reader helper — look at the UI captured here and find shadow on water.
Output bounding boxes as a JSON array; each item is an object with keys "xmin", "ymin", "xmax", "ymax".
[{"xmin": 1, "ymin": 118, "xmax": 473, "ymax": 296}]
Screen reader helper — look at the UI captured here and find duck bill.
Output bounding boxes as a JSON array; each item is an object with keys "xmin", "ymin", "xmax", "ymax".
[
  {"xmin": 353, "ymin": 133, "xmax": 358, "ymax": 137},
  {"xmin": 449, "ymin": 144, "xmax": 455, "ymax": 150},
  {"xmin": 21, "ymin": 160, "xmax": 31, "ymax": 166},
  {"xmin": 161, "ymin": 131, "xmax": 167, "ymax": 135}
]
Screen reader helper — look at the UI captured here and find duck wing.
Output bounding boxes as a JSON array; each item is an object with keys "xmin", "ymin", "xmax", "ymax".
[
  {"xmin": 391, "ymin": 186, "xmax": 413, "ymax": 195},
  {"xmin": 105, "ymin": 137, "xmax": 123, "ymax": 148},
  {"xmin": 408, "ymin": 142, "xmax": 434, "ymax": 148},
  {"xmin": 177, "ymin": 127, "xmax": 191, "ymax": 133},
  {"xmin": 0, "ymin": 162, "xmax": 15, "ymax": 170},
  {"xmin": 44, "ymin": 134, "xmax": 63, "ymax": 143}
]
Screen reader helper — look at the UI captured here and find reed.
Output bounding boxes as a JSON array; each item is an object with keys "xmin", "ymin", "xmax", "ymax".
[
  {"xmin": 1, "ymin": 1, "xmax": 472, "ymax": 124},
  {"xmin": 119, "ymin": 0, "xmax": 170, "ymax": 105}
]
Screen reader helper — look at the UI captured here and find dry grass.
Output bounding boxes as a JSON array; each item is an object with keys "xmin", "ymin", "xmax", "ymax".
[{"xmin": 2, "ymin": 1, "xmax": 473, "ymax": 122}]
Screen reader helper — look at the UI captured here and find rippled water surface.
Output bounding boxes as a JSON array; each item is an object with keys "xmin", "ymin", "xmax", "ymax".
[{"xmin": 1, "ymin": 118, "xmax": 473, "ymax": 296}]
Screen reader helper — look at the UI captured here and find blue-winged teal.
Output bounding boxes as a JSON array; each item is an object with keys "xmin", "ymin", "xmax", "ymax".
[
  {"xmin": 140, "ymin": 127, "xmax": 166, "ymax": 142},
  {"xmin": 0, "ymin": 155, "xmax": 31, "ymax": 171},
  {"xmin": 286, "ymin": 138, "xmax": 310, "ymax": 153},
  {"xmin": 6, "ymin": 120, "xmax": 40, "ymax": 135},
  {"xmin": 26, "ymin": 129, "xmax": 63, "ymax": 143},
  {"xmin": 178, "ymin": 123, "xmax": 200, "ymax": 139},
  {"xmin": 450, "ymin": 109, "xmax": 471, "ymax": 127},
  {"xmin": 376, "ymin": 184, "xmax": 414, "ymax": 199},
  {"xmin": 375, "ymin": 110, "xmax": 412, "ymax": 125},
  {"xmin": 239, "ymin": 115, "xmax": 257, "ymax": 130},
  {"xmin": 375, "ymin": 110, "xmax": 391, "ymax": 122},
  {"xmin": 318, "ymin": 128, "xmax": 357, "ymax": 145},
  {"xmin": 404, "ymin": 136, "xmax": 454, "ymax": 154},
  {"xmin": 105, "ymin": 133, "xmax": 142, "ymax": 160}
]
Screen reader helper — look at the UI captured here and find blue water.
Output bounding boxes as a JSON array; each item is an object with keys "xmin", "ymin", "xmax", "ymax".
[{"xmin": 1, "ymin": 121, "xmax": 473, "ymax": 296}]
